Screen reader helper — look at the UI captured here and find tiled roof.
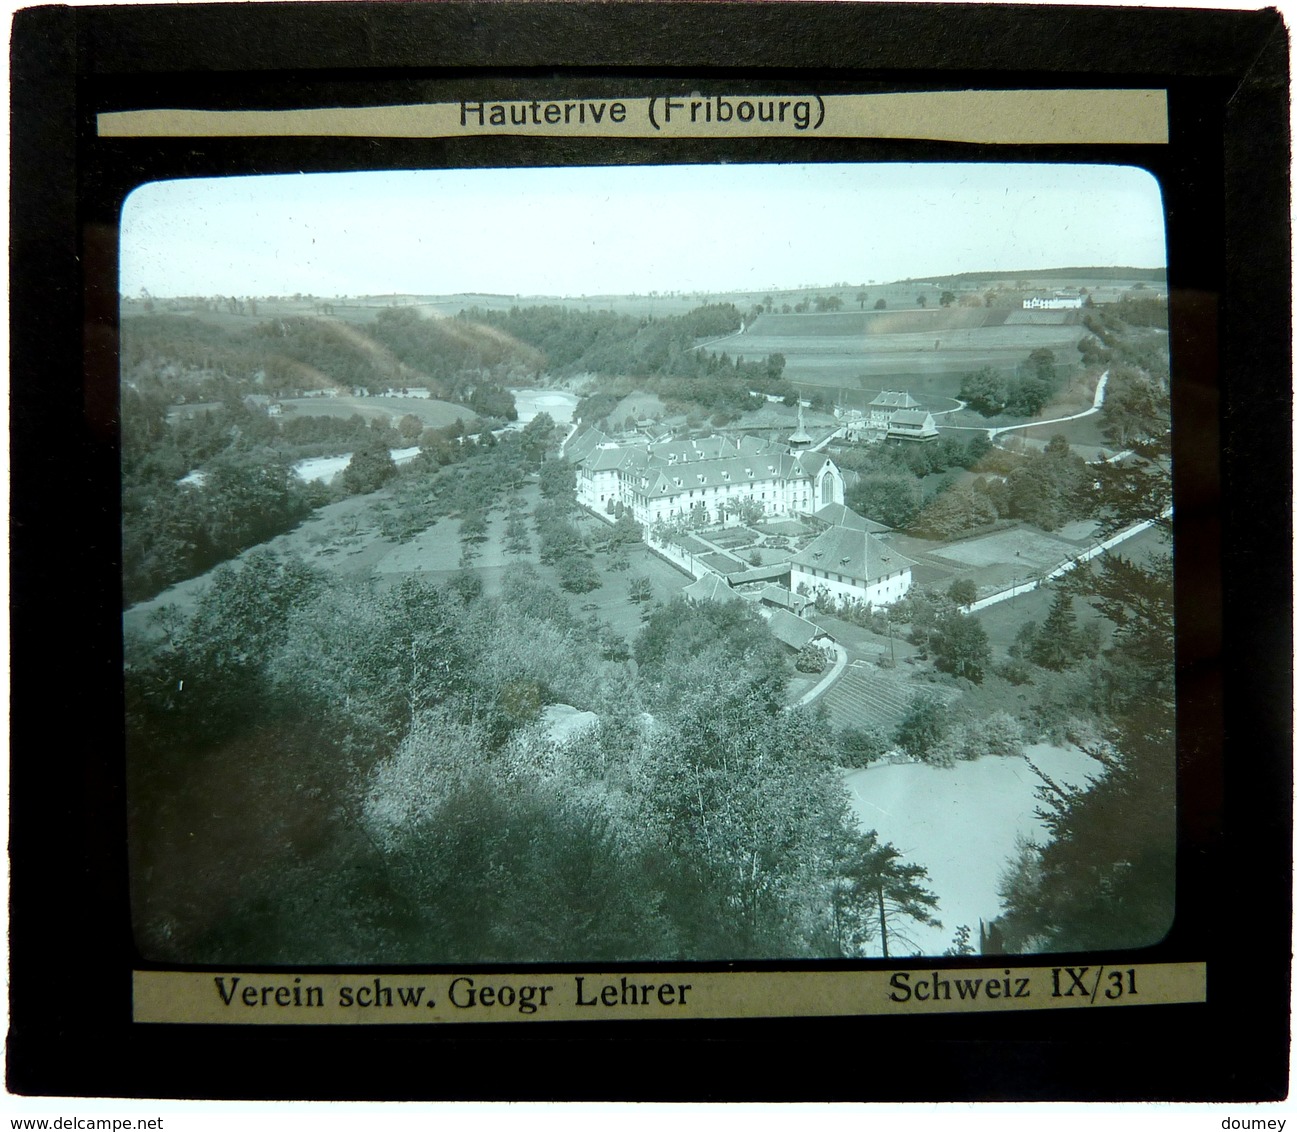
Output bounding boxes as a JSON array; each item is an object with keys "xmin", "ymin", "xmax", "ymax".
[
  {"xmin": 683, "ymin": 573, "xmax": 738, "ymax": 603},
  {"xmin": 768, "ymin": 608, "xmax": 821, "ymax": 650},
  {"xmin": 584, "ymin": 446, "xmax": 649, "ymax": 472},
  {"xmin": 759, "ymin": 584, "xmax": 810, "ymax": 611},
  {"xmin": 564, "ymin": 426, "xmax": 610, "ymax": 464},
  {"xmin": 627, "ymin": 450, "xmax": 814, "ymax": 498},
  {"xmin": 796, "ymin": 451, "xmax": 829, "ymax": 477},
  {"xmin": 869, "ymin": 391, "xmax": 919, "ymax": 409},
  {"xmin": 813, "ymin": 502, "xmax": 891, "ymax": 533},
  {"xmin": 889, "ymin": 409, "xmax": 934, "ymax": 427},
  {"xmin": 790, "ymin": 525, "xmax": 917, "ymax": 584}
]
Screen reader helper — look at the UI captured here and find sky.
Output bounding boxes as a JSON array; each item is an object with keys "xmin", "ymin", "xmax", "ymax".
[{"xmin": 120, "ymin": 162, "xmax": 1166, "ymax": 299}]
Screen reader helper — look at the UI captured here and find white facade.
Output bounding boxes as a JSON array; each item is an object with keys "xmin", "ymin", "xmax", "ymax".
[
  {"xmin": 790, "ymin": 559, "xmax": 912, "ymax": 608},
  {"xmin": 1023, "ymin": 294, "xmax": 1084, "ymax": 310},
  {"xmin": 568, "ymin": 429, "xmax": 844, "ymax": 527},
  {"xmin": 867, "ymin": 390, "xmax": 920, "ymax": 430},
  {"xmin": 789, "ymin": 524, "xmax": 915, "ymax": 609}
]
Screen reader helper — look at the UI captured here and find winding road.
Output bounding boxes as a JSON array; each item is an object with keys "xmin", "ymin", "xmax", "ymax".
[{"xmin": 940, "ymin": 370, "xmax": 1109, "ymax": 438}]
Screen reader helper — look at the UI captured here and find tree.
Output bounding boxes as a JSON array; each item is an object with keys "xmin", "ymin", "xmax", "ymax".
[
  {"xmin": 341, "ymin": 435, "xmax": 397, "ymax": 495},
  {"xmin": 1027, "ymin": 347, "xmax": 1056, "ymax": 383},
  {"xmin": 1066, "ymin": 551, "xmax": 1173, "ymax": 697},
  {"xmin": 736, "ymin": 497, "xmax": 765, "ymax": 527},
  {"xmin": 997, "ymin": 696, "xmax": 1175, "ymax": 951},
  {"xmin": 556, "ymin": 552, "xmax": 600, "ymax": 593},
  {"xmin": 944, "ymin": 924, "xmax": 975, "ymax": 956},
  {"xmin": 1087, "ymin": 432, "xmax": 1172, "ymax": 536},
  {"xmin": 1101, "ymin": 370, "xmax": 1169, "ymax": 449},
  {"xmin": 831, "ymin": 826, "xmax": 942, "ymax": 958},
  {"xmin": 519, "ymin": 411, "xmax": 558, "ymax": 464},
  {"xmin": 468, "ymin": 383, "xmax": 517, "ymax": 421},
  {"xmin": 627, "ymin": 575, "xmax": 653, "ymax": 604},
  {"xmin": 607, "ymin": 512, "xmax": 642, "ymax": 548},
  {"xmin": 910, "ymin": 484, "xmax": 997, "ymax": 539},
  {"xmin": 846, "ymin": 473, "xmax": 923, "ymax": 529},
  {"xmin": 795, "ymin": 642, "xmax": 831, "ymax": 673},
  {"xmin": 458, "ymin": 508, "xmax": 489, "ymax": 544},
  {"xmin": 873, "ymin": 298, "xmax": 887, "ymax": 310},
  {"xmin": 894, "ymin": 696, "xmax": 947, "ymax": 759},
  {"xmin": 539, "ymin": 458, "xmax": 576, "ymax": 503},
  {"xmin": 1030, "ymin": 591, "xmax": 1078, "ymax": 670},
  {"xmin": 939, "ymin": 290, "xmax": 956, "ymax": 308},
  {"xmin": 397, "ymin": 413, "xmax": 424, "ymax": 444},
  {"xmin": 916, "ymin": 294, "xmax": 927, "ymax": 308},
  {"xmin": 959, "ymin": 366, "xmax": 1009, "ymax": 416},
  {"xmin": 930, "ymin": 612, "xmax": 990, "ymax": 682},
  {"xmin": 856, "ymin": 291, "xmax": 869, "ymax": 309},
  {"xmin": 946, "ymin": 578, "xmax": 977, "ymax": 608}
]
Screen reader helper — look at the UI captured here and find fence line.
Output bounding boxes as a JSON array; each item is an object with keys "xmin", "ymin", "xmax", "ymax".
[{"xmin": 967, "ymin": 508, "xmax": 1169, "ymax": 613}]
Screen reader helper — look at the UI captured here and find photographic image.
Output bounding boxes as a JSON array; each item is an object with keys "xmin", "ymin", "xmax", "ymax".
[{"xmin": 119, "ymin": 161, "xmax": 1175, "ymax": 966}]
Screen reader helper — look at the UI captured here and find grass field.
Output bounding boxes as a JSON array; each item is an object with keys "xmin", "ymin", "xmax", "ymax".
[
  {"xmin": 278, "ymin": 394, "xmax": 477, "ymax": 428},
  {"xmin": 719, "ymin": 307, "xmax": 1091, "ymax": 402}
]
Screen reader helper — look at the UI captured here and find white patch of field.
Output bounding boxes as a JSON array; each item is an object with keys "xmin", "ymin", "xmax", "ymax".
[
  {"xmin": 843, "ymin": 743, "xmax": 1103, "ymax": 957},
  {"xmin": 1054, "ymin": 519, "xmax": 1102, "ymax": 543},
  {"xmin": 929, "ymin": 528, "xmax": 1079, "ymax": 570},
  {"xmin": 279, "ymin": 395, "xmax": 475, "ymax": 429}
]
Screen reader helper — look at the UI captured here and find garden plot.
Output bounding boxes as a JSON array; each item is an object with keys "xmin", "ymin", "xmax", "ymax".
[
  {"xmin": 757, "ymin": 519, "xmax": 811, "ymax": 537},
  {"xmin": 709, "ymin": 526, "xmax": 760, "ymax": 549},
  {"xmin": 701, "ymin": 552, "xmax": 747, "ymax": 575},
  {"xmin": 821, "ymin": 664, "xmax": 960, "ymax": 732},
  {"xmin": 843, "ymin": 743, "xmax": 1103, "ymax": 956}
]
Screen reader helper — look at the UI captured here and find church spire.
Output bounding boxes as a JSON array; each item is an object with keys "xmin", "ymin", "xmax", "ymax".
[{"xmin": 789, "ymin": 398, "xmax": 812, "ymax": 447}]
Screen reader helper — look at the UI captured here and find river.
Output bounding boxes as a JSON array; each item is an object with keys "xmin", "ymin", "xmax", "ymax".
[
  {"xmin": 509, "ymin": 388, "xmax": 579, "ymax": 426},
  {"xmin": 843, "ymin": 743, "xmax": 1102, "ymax": 957},
  {"xmin": 292, "ymin": 446, "xmax": 422, "ymax": 485}
]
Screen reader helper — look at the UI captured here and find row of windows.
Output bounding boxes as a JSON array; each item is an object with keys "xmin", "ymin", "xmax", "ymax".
[{"xmin": 801, "ymin": 566, "xmax": 903, "ymax": 587}]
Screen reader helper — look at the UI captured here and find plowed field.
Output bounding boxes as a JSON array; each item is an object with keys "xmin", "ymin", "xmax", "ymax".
[{"xmin": 821, "ymin": 663, "xmax": 961, "ymax": 731}]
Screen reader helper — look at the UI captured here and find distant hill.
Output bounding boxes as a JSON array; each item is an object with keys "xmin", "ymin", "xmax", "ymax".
[{"xmin": 919, "ymin": 266, "xmax": 1167, "ymax": 285}]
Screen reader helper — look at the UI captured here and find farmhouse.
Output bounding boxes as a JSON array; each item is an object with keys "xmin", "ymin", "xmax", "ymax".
[
  {"xmin": 789, "ymin": 523, "xmax": 916, "ymax": 609},
  {"xmin": 867, "ymin": 390, "xmax": 920, "ymax": 430},
  {"xmin": 567, "ymin": 427, "xmax": 845, "ymax": 526},
  {"xmin": 886, "ymin": 408, "xmax": 939, "ymax": 442},
  {"xmin": 1022, "ymin": 292, "xmax": 1084, "ymax": 310}
]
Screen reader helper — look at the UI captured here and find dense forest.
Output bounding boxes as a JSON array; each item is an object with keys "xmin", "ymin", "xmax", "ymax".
[
  {"xmin": 126, "ymin": 559, "xmax": 940, "ymax": 963},
  {"xmin": 121, "ymin": 301, "xmax": 782, "ymax": 415}
]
